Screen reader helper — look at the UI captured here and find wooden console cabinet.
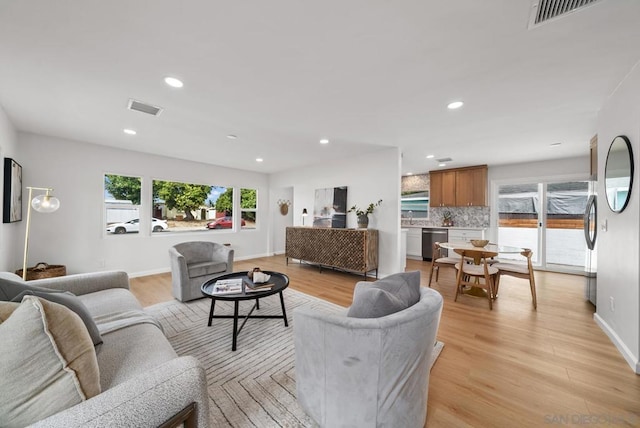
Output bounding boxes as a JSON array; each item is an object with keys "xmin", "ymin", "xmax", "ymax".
[{"xmin": 285, "ymin": 227, "xmax": 378, "ymax": 278}]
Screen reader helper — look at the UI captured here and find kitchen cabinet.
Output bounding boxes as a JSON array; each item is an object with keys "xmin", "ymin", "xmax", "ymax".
[
  {"xmin": 590, "ymin": 134, "xmax": 597, "ymax": 179},
  {"xmin": 429, "ymin": 170, "xmax": 456, "ymax": 207},
  {"xmin": 455, "ymin": 166, "xmax": 487, "ymax": 206},
  {"xmin": 401, "ymin": 229, "xmax": 407, "ymax": 269},
  {"xmin": 406, "ymin": 228, "xmax": 422, "ymax": 258},
  {"xmin": 448, "ymin": 228, "xmax": 485, "ymax": 242},
  {"xmin": 447, "ymin": 228, "xmax": 486, "ymax": 258},
  {"xmin": 429, "ymin": 165, "xmax": 487, "ymax": 207}
]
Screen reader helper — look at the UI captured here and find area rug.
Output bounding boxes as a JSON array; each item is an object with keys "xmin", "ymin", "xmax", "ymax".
[{"xmin": 146, "ymin": 289, "xmax": 444, "ymax": 428}]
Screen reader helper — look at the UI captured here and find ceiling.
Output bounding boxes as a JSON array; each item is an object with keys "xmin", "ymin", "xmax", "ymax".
[{"xmin": 0, "ymin": 1, "xmax": 639, "ymax": 175}]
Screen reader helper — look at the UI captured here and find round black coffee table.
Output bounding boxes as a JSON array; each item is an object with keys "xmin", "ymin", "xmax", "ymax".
[{"xmin": 201, "ymin": 270, "xmax": 289, "ymax": 351}]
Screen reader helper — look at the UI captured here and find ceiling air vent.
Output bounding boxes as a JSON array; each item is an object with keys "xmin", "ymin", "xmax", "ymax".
[
  {"xmin": 437, "ymin": 157, "xmax": 452, "ymax": 163},
  {"xmin": 528, "ymin": 0, "xmax": 603, "ymax": 28},
  {"xmin": 127, "ymin": 99, "xmax": 163, "ymax": 116}
]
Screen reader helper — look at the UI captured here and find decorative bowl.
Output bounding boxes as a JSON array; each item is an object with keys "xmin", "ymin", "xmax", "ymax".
[{"xmin": 470, "ymin": 239, "xmax": 489, "ymax": 247}]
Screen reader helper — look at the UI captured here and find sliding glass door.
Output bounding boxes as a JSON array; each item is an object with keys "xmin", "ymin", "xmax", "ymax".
[
  {"xmin": 545, "ymin": 181, "xmax": 589, "ymax": 270},
  {"xmin": 497, "ymin": 180, "xmax": 589, "ymax": 272},
  {"xmin": 497, "ymin": 183, "xmax": 540, "ymax": 263}
]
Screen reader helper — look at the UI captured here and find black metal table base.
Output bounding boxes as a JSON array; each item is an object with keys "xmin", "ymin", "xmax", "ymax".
[{"xmin": 207, "ymin": 292, "xmax": 289, "ymax": 351}]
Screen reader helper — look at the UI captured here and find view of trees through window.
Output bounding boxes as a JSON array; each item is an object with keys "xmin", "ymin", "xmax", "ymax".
[
  {"xmin": 241, "ymin": 188, "xmax": 257, "ymax": 229},
  {"xmin": 104, "ymin": 174, "xmax": 254, "ymax": 234},
  {"xmin": 104, "ymin": 174, "xmax": 142, "ymax": 234},
  {"xmin": 153, "ymin": 180, "xmax": 235, "ymax": 232}
]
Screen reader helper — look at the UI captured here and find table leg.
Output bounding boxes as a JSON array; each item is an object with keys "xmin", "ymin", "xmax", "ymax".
[
  {"xmin": 207, "ymin": 299, "xmax": 216, "ymax": 327},
  {"xmin": 279, "ymin": 291, "xmax": 289, "ymax": 327},
  {"xmin": 256, "ymin": 298, "xmax": 260, "ymax": 310},
  {"xmin": 232, "ymin": 300, "xmax": 239, "ymax": 351}
]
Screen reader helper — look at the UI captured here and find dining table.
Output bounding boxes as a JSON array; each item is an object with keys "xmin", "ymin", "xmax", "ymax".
[
  {"xmin": 438, "ymin": 241, "xmax": 524, "ymax": 297},
  {"xmin": 439, "ymin": 241, "xmax": 523, "ymax": 257}
]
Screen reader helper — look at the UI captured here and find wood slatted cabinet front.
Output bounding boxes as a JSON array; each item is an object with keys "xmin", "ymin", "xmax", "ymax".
[{"xmin": 285, "ymin": 227, "xmax": 378, "ymax": 278}]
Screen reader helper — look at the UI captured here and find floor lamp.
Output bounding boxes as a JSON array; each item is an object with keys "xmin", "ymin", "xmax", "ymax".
[{"xmin": 22, "ymin": 187, "xmax": 60, "ymax": 280}]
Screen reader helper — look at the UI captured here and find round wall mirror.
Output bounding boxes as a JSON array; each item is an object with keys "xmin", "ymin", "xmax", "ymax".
[{"xmin": 604, "ymin": 135, "xmax": 634, "ymax": 213}]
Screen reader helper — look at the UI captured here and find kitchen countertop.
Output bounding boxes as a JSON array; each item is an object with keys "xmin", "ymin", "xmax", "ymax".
[{"xmin": 401, "ymin": 224, "xmax": 487, "ymax": 230}]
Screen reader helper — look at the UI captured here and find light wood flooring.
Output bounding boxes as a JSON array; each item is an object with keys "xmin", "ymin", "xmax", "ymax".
[{"xmin": 130, "ymin": 255, "xmax": 640, "ymax": 427}]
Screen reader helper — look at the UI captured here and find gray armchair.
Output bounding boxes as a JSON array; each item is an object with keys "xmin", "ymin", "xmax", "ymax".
[
  {"xmin": 293, "ymin": 286, "xmax": 443, "ymax": 428},
  {"xmin": 169, "ymin": 241, "xmax": 234, "ymax": 302}
]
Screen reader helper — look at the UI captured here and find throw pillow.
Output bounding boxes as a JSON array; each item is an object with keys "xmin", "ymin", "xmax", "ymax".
[
  {"xmin": 12, "ymin": 290, "xmax": 103, "ymax": 346},
  {"xmin": 347, "ymin": 285, "xmax": 406, "ymax": 318},
  {"xmin": 0, "ymin": 301, "xmax": 19, "ymax": 323},
  {"xmin": 0, "ymin": 296, "xmax": 100, "ymax": 427},
  {"xmin": 347, "ymin": 271, "xmax": 422, "ymax": 318},
  {"xmin": 0, "ymin": 273, "xmax": 56, "ymax": 301},
  {"xmin": 371, "ymin": 270, "xmax": 421, "ymax": 307}
]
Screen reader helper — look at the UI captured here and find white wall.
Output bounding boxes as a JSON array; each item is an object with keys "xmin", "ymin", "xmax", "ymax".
[
  {"xmin": 270, "ymin": 148, "xmax": 403, "ymax": 277},
  {"xmin": 17, "ymin": 132, "xmax": 271, "ymax": 276},
  {"xmin": 595, "ymin": 61, "xmax": 640, "ymax": 373},
  {"xmin": 269, "ymin": 186, "xmax": 293, "ymax": 254},
  {"xmin": 0, "ymin": 103, "xmax": 20, "ymax": 271}
]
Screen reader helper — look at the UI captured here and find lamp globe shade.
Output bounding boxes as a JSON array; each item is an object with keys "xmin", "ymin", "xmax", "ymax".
[{"xmin": 32, "ymin": 194, "xmax": 60, "ymax": 213}]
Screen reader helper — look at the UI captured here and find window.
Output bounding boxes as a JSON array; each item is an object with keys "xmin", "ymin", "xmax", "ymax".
[
  {"xmin": 152, "ymin": 180, "xmax": 233, "ymax": 232},
  {"xmin": 241, "ymin": 188, "xmax": 257, "ymax": 229},
  {"xmin": 104, "ymin": 174, "xmax": 141, "ymax": 235},
  {"xmin": 401, "ymin": 191, "xmax": 429, "ymax": 219}
]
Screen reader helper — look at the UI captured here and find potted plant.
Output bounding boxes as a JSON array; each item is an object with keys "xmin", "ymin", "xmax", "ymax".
[
  {"xmin": 348, "ymin": 199, "xmax": 382, "ymax": 228},
  {"xmin": 442, "ymin": 210, "xmax": 454, "ymax": 227}
]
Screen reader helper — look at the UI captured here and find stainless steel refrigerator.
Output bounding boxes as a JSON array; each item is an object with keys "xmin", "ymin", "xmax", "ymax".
[{"xmin": 584, "ymin": 192, "xmax": 597, "ymax": 306}]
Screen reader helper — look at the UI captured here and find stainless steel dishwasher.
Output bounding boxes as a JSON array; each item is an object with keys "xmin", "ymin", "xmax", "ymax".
[{"xmin": 422, "ymin": 228, "xmax": 448, "ymax": 261}]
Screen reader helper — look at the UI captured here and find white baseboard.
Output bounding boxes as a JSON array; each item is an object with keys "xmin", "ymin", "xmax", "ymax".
[
  {"xmin": 236, "ymin": 252, "xmax": 272, "ymax": 261},
  {"xmin": 593, "ymin": 313, "xmax": 639, "ymax": 374},
  {"xmin": 129, "ymin": 267, "xmax": 171, "ymax": 278}
]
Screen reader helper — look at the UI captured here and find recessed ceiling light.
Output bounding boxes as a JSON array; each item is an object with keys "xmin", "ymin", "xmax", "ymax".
[
  {"xmin": 426, "ymin": 155, "xmax": 435, "ymax": 159},
  {"xmin": 319, "ymin": 138, "xmax": 330, "ymax": 144},
  {"xmin": 227, "ymin": 134, "xmax": 238, "ymax": 140},
  {"xmin": 256, "ymin": 158, "xmax": 264, "ymax": 162},
  {"xmin": 550, "ymin": 142, "xmax": 562, "ymax": 147},
  {"xmin": 123, "ymin": 129, "xmax": 137, "ymax": 135},
  {"xmin": 164, "ymin": 77, "xmax": 184, "ymax": 88},
  {"xmin": 447, "ymin": 101, "xmax": 464, "ymax": 110},
  {"xmin": 406, "ymin": 172, "xmax": 413, "ymax": 176},
  {"xmin": 438, "ymin": 163, "xmax": 446, "ymax": 167}
]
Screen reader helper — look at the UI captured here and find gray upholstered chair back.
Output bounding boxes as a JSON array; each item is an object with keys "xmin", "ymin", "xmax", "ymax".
[
  {"xmin": 169, "ymin": 241, "xmax": 234, "ymax": 302},
  {"xmin": 173, "ymin": 241, "xmax": 217, "ymax": 264},
  {"xmin": 293, "ymin": 286, "xmax": 443, "ymax": 427}
]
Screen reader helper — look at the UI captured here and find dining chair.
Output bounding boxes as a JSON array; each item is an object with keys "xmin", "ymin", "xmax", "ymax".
[
  {"xmin": 453, "ymin": 248, "xmax": 499, "ymax": 310},
  {"xmin": 427, "ymin": 242, "xmax": 459, "ymax": 287},
  {"xmin": 492, "ymin": 249, "xmax": 537, "ymax": 309}
]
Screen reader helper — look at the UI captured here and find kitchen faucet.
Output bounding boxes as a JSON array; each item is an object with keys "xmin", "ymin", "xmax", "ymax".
[{"xmin": 408, "ymin": 210, "xmax": 413, "ymax": 225}]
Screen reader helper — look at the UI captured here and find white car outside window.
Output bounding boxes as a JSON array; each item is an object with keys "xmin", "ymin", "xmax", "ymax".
[{"xmin": 106, "ymin": 218, "xmax": 168, "ymax": 234}]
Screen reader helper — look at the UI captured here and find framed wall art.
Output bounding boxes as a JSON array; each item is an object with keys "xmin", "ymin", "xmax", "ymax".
[
  {"xmin": 313, "ymin": 186, "xmax": 347, "ymax": 228},
  {"xmin": 3, "ymin": 158, "xmax": 22, "ymax": 223}
]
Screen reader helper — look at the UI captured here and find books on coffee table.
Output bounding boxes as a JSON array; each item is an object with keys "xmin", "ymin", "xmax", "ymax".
[{"xmin": 244, "ymin": 278, "xmax": 274, "ymax": 293}]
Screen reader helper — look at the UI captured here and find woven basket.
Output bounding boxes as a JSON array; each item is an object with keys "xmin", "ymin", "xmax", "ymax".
[{"xmin": 16, "ymin": 262, "xmax": 66, "ymax": 281}]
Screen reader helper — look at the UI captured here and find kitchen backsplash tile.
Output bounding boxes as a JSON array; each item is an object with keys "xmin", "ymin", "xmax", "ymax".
[
  {"xmin": 401, "ymin": 206, "xmax": 490, "ymax": 228},
  {"xmin": 402, "ymin": 174, "xmax": 429, "ymax": 192}
]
